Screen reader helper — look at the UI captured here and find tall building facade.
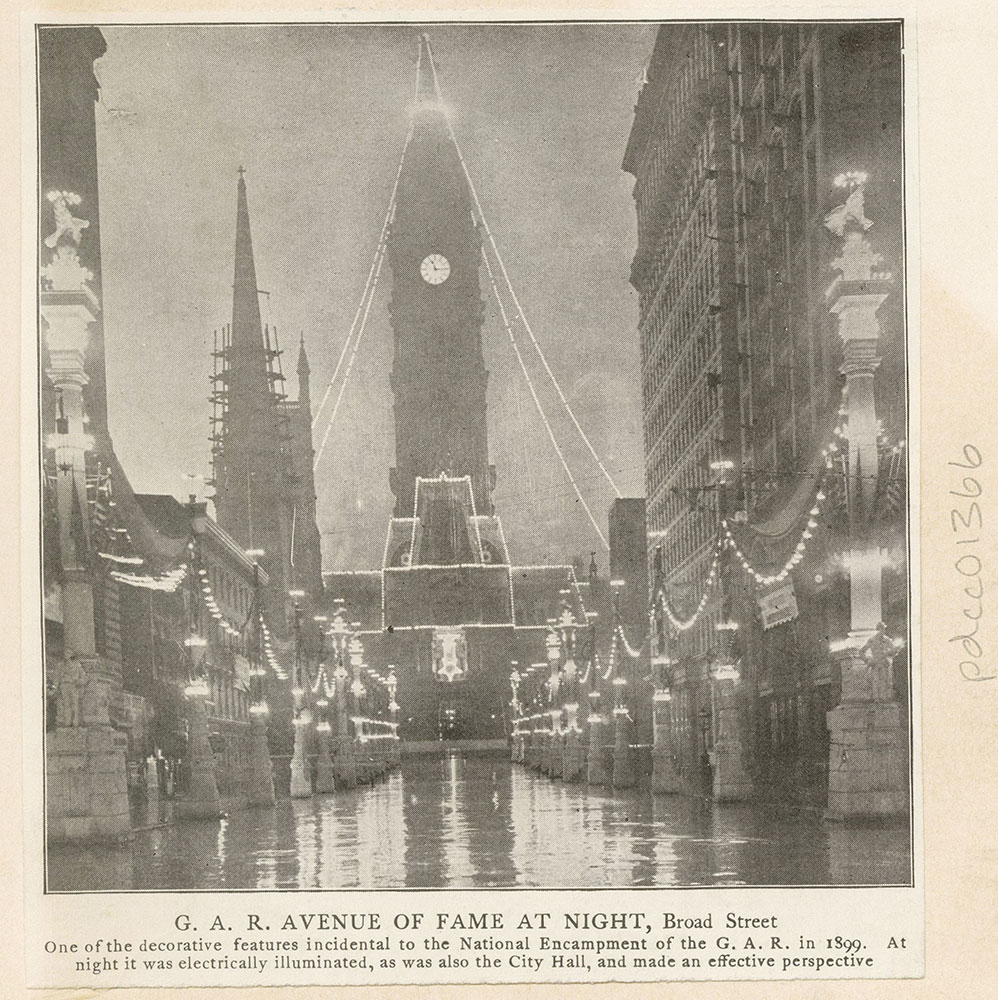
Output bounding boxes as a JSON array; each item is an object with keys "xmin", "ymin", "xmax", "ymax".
[{"xmin": 625, "ymin": 23, "xmax": 905, "ymax": 804}]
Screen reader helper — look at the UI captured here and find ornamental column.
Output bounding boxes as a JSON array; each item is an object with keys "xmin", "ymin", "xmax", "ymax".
[
  {"xmin": 823, "ymin": 172, "xmax": 905, "ymax": 821},
  {"xmin": 246, "ymin": 556, "xmax": 275, "ymax": 807},
  {"xmin": 650, "ymin": 613, "xmax": 681, "ymax": 794},
  {"xmin": 709, "ymin": 660, "xmax": 752, "ymax": 802},
  {"xmin": 586, "ymin": 690, "xmax": 609, "ymax": 786},
  {"xmin": 651, "ymin": 683, "xmax": 681, "ymax": 794},
  {"xmin": 42, "ymin": 192, "xmax": 131, "ymax": 844},
  {"xmin": 289, "ymin": 600, "xmax": 313, "ymax": 799}
]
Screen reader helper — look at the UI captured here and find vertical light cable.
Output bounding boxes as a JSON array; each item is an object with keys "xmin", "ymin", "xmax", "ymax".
[
  {"xmin": 311, "ymin": 120, "xmax": 414, "ymax": 431},
  {"xmin": 481, "ymin": 245, "xmax": 609, "ymax": 551}
]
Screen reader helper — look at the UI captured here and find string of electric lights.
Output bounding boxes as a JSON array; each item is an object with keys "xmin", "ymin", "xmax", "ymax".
[
  {"xmin": 311, "ymin": 120, "xmax": 414, "ymax": 467},
  {"xmin": 480, "ymin": 245, "xmax": 610, "ymax": 550}
]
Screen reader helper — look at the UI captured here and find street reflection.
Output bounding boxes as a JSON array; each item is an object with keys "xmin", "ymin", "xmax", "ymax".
[{"xmin": 47, "ymin": 753, "xmax": 910, "ymax": 891}]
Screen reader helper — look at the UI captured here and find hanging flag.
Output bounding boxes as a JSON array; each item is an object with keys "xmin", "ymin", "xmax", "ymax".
[{"xmin": 757, "ymin": 579, "xmax": 798, "ymax": 630}]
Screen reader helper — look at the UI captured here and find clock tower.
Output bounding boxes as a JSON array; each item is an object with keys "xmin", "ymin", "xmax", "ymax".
[{"xmin": 387, "ymin": 38, "xmax": 495, "ymax": 531}]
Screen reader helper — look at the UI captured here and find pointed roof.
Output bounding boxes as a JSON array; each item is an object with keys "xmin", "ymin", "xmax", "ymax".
[
  {"xmin": 297, "ymin": 333, "xmax": 310, "ymax": 380},
  {"xmin": 416, "ymin": 34, "xmax": 437, "ymax": 108},
  {"xmin": 231, "ymin": 168, "xmax": 264, "ymax": 360}
]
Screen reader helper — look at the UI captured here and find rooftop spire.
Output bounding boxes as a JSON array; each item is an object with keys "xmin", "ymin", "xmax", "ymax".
[
  {"xmin": 232, "ymin": 169, "xmax": 263, "ymax": 358},
  {"xmin": 297, "ymin": 332, "xmax": 309, "ymax": 377},
  {"xmin": 415, "ymin": 33, "xmax": 438, "ymax": 109},
  {"xmin": 297, "ymin": 333, "xmax": 311, "ymax": 407}
]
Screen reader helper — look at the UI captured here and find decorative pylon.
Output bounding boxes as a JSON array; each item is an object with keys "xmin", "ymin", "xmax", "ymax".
[
  {"xmin": 823, "ymin": 172, "xmax": 905, "ymax": 821},
  {"xmin": 586, "ymin": 687, "xmax": 609, "ymax": 787},
  {"xmin": 611, "ymin": 594, "xmax": 636, "ymax": 789},
  {"xmin": 42, "ymin": 188, "xmax": 131, "ymax": 843},
  {"xmin": 314, "ymin": 666, "xmax": 336, "ymax": 794},
  {"xmin": 180, "ymin": 688, "xmax": 222, "ymax": 819},
  {"xmin": 247, "ymin": 562, "xmax": 276, "ymax": 808},
  {"xmin": 289, "ymin": 601, "xmax": 313, "ymax": 799},
  {"xmin": 248, "ymin": 707, "xmax": 276, "ymax": 806},
  {"xmin": 650, "ymin": 612, "xmax": 681, "ymax": 794}
]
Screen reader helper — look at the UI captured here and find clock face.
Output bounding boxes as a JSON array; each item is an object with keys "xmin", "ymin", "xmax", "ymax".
[{"xmin": 420, "ymin": 253, "xmax": 451, "ymax": 285}]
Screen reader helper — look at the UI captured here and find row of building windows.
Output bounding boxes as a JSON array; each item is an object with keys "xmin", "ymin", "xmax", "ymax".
[
  {"xmin": 644, "ymin": 328, "xmax": 719, "ymax": 457},
  {"xmin": 635, "ymin": 27, "xmax": 718, "ymax": 238},
  {"xmin": 639, "ymin": 139, "xmax": 716, "ymax": 325}
]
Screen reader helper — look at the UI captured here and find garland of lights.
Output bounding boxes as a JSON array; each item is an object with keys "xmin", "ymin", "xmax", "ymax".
[
  {"xmin": 108, "ymin": 564, "xmax": 188, "ymax": 592},
  {"xmin": 196, "ymin": 568, "xmax": 244, "ymax": 638},
  {"xmin": 655, "ymin": 541, "xmax": 722, "ymax": 632},
  {"xmin": 723, "ymin": 478, "xmax": 829, "ymax": 587}
]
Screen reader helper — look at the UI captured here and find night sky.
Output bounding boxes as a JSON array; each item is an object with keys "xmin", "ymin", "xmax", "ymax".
[{"xmin": 94, "ymin": 23, "xmax": 657, "ymax": 570}]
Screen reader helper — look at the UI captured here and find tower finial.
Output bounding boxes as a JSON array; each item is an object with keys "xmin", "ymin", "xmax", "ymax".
[
  {"xmin": 237, "ymin": 164, "xmax": 246, "ymax": 180},
  {"xmin": 415, "ymin": 33, "xmax": 437, "ymax": 107}
]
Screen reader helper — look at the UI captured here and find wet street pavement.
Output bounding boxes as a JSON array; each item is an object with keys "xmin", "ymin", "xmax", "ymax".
[{"xmin": 47, "ymin": 753, "xmax": 911, "ymax": 891}]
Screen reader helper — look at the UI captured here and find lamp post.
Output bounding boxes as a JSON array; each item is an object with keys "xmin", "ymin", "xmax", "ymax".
[
  {"xmin": 179, "ymin": 534, "xmax": 221, "ymax": 820},
  {"xmin": 585, "ymin": 618, "xmax": 608, "ymax": 787},
  {"xmin": 650, "ymin": 607, "xmax": 681, "ymax": 795},
  {"xmin": 823, "ymin": 171, "xmax": 904, "ymax": 820},
  {"xmin": 386, "ymin": 665, "xmax": 400, "ymax": 768},
  {"xmin": 559, "ymin": 606, "xmax": 586, "ymax": 783},
  {"xmin": 328, "ymin": 608, "xmax": 357, "ymax": 789},
  {"xmin": 611, "ymin": 584, "xmax": 635, "ymax": 790},
  {"xmin": 708, "ymin": 618, "xmax": 752, "ymax": 802},
  {"xmin": 313, "ymin": 619, "xmax": 336, "ymax": 794},
  {"xmin": 289, "ymin": 596, "xmax": 313, "ymax": 799},
  {"xmin": 509, "ymin": 664, "xmax": 523, "ymax": 764},
  {"xmin": 544, "ymin": 629, "xmax": 562, "ymax": 777},
  {"xmin": 245, "ymin": 549, "xmax": 275, "ymax": 806},
  {"xmin": 349, "ymin": 633, "xmax": 369, "ymax": 783}
]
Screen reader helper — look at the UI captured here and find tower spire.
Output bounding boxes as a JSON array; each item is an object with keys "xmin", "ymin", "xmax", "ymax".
[
  {"xmin": 415, "ymin": 34, "xmax": 437, "ymax": 108},
  {"xmin": 232, "ymin": 169, "xmax": 264, "ymax": 360},
  {"xmin": 213, "ymin": 169, "xmax": 292, "ymax": 612},
  {"xmin": 297, "ymin": 333, "xmax": 311, "ymax": 409}
]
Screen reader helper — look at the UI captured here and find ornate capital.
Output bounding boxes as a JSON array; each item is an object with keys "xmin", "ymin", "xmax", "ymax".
[{"xmin": 41, "ymin": 245, "xmax": 94, "ymax": 293}]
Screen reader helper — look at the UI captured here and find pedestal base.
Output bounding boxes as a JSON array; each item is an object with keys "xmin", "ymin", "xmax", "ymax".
[
  {"xmin": 711, "ymin": 737, "xmax": 753, "ymax": 802},
  {"xmin": 315, "ymin": 733, "xmax": 336, "ymax": 794},
  {"xmin": 562, "ymin": 730, "xmax": 585, "ymax": 782},
  {"xmin": 334, "ymin": 738, "xmax": 357, "ymax": 789},
  {"xmin": 178, "ymin": 700, "xmax": 222, "ymax": 820},
  {"xmin": 549, "ymin": 734, "xmax": 564, "ymax": 778},
  {"xmin": 46, "ymin": 727, "xmax": 132, "ymax": 843},
  {"xmin": 143, "ymin": 756, "xmax": 161, "ymax": 826},
  {"xmin": 248, "ymin": 716, "xmax": 276, "ymax": 807},
  {"xmin": 611, "ymin": 715, "xmax": 635, "ymax": 789},
  {"xmin": 651, "ymin": 747, "xmax": 682, "ymax": 794},
  {"xmin": 826, "ymin": 700, "xmax": 906, "ymax": 821},
  {"xmin": 290, "ymin": 751, "xmax": 312, "ymax": 799},
  {"xmin": 587, "ymin": 720, "xmax": 608, "ymax": 786}
]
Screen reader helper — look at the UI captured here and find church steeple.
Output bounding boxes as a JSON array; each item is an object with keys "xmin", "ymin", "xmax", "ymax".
[
  {"xmin": 297, "ymin": 333, "xmax": 311, "ymax": 409},
  {"xmin": 212, "ymin": 169, "xmax": 293, "ymax": 613},
  {"xmin": 387, "ymin": 36, "xmax": 494, "ymax": 523},
  {"xmin": 231, "ymin": 167, "xmax": 265, "ymax": 362}
]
